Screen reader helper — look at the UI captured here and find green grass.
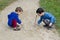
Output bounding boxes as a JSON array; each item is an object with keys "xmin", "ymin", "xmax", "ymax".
[
  {"xmin": 0, "ymin": 0, "xmax": 16, "ymax": 11},
  {"xmin": 40, "ymin": 0, "xmax": 60, "ymax": 33}
]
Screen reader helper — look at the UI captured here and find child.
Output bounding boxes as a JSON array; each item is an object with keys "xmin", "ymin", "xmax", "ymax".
[
  {"xmin": 36, "ymin": 8, "xmax": 56, "ymax": 29},
  {"xmin": 8, "ymin": 7, "xmax": 23, "ymax": 31}
]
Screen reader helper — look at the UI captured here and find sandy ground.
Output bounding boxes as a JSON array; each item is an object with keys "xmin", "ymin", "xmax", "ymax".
[{"xmin": 0, "ymin": 0, "xmax": 60, "ymax": 40}]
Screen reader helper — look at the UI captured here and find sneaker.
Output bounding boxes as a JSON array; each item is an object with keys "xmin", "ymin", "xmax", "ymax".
[
  {"xmin": 13, "ymin": 27, "xmax": 20, "ymax": 31},
  {"xmin": 47, "ymin": 26, "xmax": 52, "ymax": 30},
  {"xmin": 43, "ymin": 25, "xmax": 48, "ymax": 27}
]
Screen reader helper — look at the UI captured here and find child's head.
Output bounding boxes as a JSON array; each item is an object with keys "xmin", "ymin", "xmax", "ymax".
[
  {"xmin": 15, "ymin": 7, "xmax": 23, "ymax": 14},
  {"xmin": 36, "ymin": 8, "xmax": 44, "ymax": 16}
]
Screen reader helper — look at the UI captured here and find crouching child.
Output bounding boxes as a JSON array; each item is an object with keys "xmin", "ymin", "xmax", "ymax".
[
  {"xmin": 8, "ymin": 7, "xmax": 23, "ymax": 31},
  {"xmin": 36, "ymin": 8, "xmax": 56, "ymax": 30}
]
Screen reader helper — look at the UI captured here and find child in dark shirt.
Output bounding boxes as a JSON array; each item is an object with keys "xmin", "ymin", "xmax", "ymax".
[{"xmin": 8, "ymin": 7, "xmax": 23, "ymax": 31}]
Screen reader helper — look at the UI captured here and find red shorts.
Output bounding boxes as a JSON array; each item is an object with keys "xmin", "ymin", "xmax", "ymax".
[{"xmin": 12, "ymin": 19, "xmax": 17, "ymax": 28}]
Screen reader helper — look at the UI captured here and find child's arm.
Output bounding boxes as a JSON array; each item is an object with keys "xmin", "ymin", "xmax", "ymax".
[
  {"xmin": 49, "ymin": 17, "xmax": 54, "ymax": 26},
  {"xmin": 50, "ymin": 17, "xmax": 54, "ymax": 23},
  {"xmin": 38, "ymin": 17, "xmax": 43, "ymax": 24},
  {"xmin": 16, "ymin": 16, "xmax": 22, "ymax": 24},
  {"xmin": 48, "ymin": 14, "xmax": 55, "ymax": 26}
]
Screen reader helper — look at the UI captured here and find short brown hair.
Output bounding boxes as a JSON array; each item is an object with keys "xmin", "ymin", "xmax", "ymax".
[{"xmin": 15, "ymin": 7, "xmax": 23, "ymax": 12}]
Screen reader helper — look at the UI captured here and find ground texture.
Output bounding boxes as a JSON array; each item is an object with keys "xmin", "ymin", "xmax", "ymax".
[{"xmin": 0, "ymin": 0, "xmax": 60, "ymax": 40}]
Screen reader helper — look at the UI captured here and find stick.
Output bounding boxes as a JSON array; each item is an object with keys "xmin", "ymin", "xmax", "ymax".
[{"xmin": 34, "ymin": 15, "xmax": 37, "ymax": 24}]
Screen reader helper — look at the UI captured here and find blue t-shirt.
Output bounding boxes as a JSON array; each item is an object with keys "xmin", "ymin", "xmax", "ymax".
[
  {"xmin": 38, "ymin": 12, "xmax": 56, "ymax": 24},
  {"xmin": 8, "ymin": 12, "xmax": 21, "ymax": 26}
]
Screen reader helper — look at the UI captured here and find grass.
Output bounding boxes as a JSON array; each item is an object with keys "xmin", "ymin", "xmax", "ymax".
[
  {"xmin": 40, "ymin": 0, "xmax": 60, "ymax": 33},
  {"xmin": 0, "ymin": 0, "xmax": 16, "ymax": 11}
]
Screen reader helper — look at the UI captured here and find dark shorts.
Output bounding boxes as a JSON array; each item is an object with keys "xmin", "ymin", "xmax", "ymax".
[{"xmin": 43, "ymin": 19, "xmax": 54, "ymax": 26}]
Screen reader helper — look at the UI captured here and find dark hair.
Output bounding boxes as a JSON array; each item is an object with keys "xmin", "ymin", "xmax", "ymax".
[
  {"xmin": 36, "ymin": 8, "xmax": 44, "ymax": 14},
  {"xmin": 15, "ymin": 7, "xmax": 23, "ymax": 12}
]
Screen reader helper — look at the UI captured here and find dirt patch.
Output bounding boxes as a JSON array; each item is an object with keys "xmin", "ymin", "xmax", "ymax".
[{"xmin": 0, "ymin": 0, "xmax": 60, "ymax": 40}]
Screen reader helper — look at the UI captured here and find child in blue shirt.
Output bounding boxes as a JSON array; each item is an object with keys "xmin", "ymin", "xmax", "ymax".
[
  {"xmin": 8, "ymin": 7, "xmax": 23, "ymax": 31},
  {"xmin": 36, "ymin": 8, "xmax": 56, "ymax": 29}
]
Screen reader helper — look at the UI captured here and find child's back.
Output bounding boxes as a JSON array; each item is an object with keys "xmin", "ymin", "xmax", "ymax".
[
  {"xmin": 40, "ymin": 12, "xmax": 56, "ymax": 23},
  {"xmin": 8, "ymin": 12, "xmax": 21, "ymax": 26}
]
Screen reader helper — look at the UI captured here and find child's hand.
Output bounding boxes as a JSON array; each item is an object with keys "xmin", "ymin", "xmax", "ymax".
[
  {"xmin": 34, "ymin": 22, "xmax": 40, "ymax": 27},
  {"xmin": 21, "ymin": 23, "xmax": 23, "ymax": 26},
  {"xmin": 34, "ymin": 21, "xmax": 37, "ymax": 25}
]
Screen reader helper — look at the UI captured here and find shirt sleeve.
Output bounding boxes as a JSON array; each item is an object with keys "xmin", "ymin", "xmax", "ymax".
[
  {"xmin": 50, "ymin": 17, "xmax": 54, "ymax": 23},
  {"xmin": 38, "ymin": 17, "xmax": 43, "ymax": 24},
  {"xmin": 48, "ymin": 14, "xmax": 54, "ymax": 23},
  {"xmin": 16, "ymin": 16, "xmax": 22, "ymax": 24}
]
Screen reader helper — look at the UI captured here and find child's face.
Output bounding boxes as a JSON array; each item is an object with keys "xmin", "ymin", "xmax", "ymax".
[
  {"xmin": 37, "ymin": 12, "xmax": 44, "ymax": 16},
  {"xmin": 17, "ymin": 11, "xmax": 22, "ymax": 15}
]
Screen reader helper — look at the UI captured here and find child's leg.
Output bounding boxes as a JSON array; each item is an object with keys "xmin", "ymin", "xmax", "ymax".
[
  {"xmin": 12, "ymin": 19, "xmax": 20, "ymax": 31},
  {"xmin": 43, "ymin": 19, "xmax": 54, "ymax": 29},
  {"xmin": 43, "ymin": 19, "xmax": 50, "ymax": 26},
  {"xmin": 12, "ymin": 19, "xmax": 17, "ymax": 28}
]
